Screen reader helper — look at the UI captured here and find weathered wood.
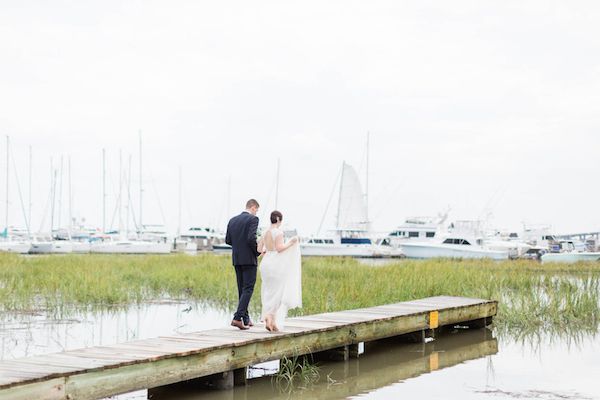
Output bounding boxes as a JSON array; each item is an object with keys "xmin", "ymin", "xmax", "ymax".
[{"xmin": 0, "ymin": 296, "xmax": 497, "ymax": 400}]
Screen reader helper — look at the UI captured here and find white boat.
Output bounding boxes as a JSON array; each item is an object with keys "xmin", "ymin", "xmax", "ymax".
[
  {"xmin": 90, "ymin": 240, "xmax": 171, "ymax": 254},
  {"xmin": 71, "ymin": 241, "xmax": 91, "ymax": 253},
  {"xmin": 541, "ymin": 252, "xmax": 600, "ymax": 263},
  {"xmin": 172, "ymin": 238, "xmax": 197, "ymax": 252},
  {"xmin": 29, "ymin": 240, "xmax": 73, "ymax": 254},
  {"xmin": 300, "ymin": 161, "xmax": 392, "ymax": 258},
  {"xmin": 399, "ymin": 235, "xmax": 509, "ymax": 260},
  {"xmin": 0, "ymin": 239, "xmax": 31, "ymax": 254},
  {"xmin": 388, "ymin": 214, "xmax": 448, "ymax": 246},
  {"xmin": 180, "ymin": 227, "xmax": 225, "ymax": 251},
  {"xmin": 483, "ymin": 231, "xmax": 531, "ymax": 259},
  {"xmin": 302, "ymin": 230, "xmax": 392, "ymax": 258},
  {"xmin": 540, "ymin": 240, "xmax": 600, "ymax": 263}
]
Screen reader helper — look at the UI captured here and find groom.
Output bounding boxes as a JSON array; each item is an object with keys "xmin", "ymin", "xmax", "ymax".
[{"xmin": 225, "ymin": 199, "xmax": 261, "ymax": 330}]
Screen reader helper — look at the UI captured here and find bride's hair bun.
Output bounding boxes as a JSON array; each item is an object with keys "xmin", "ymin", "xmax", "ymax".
[{"xmin": 270, "ymin": 210, "xmax": 283, "ymax": 224}]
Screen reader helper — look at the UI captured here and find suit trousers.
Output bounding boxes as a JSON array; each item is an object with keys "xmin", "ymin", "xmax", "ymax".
[{"xmin": 233, "ymin": 264, "xmax": 257, "ymax": 323}]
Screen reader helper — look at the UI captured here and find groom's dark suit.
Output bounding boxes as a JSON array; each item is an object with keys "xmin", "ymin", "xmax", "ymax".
[{"xmin": 225, "ymin": 211, "xmax": 261, "ymax": 325}]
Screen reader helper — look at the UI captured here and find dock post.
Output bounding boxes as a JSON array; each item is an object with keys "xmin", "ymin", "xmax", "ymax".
[
  {"xmin": 233, "ymin": 367, "xmax": 247, "ymax": 386},
  {"xmin": 348, "ymin": 343, "xmax": 361, "ymax": 358}
]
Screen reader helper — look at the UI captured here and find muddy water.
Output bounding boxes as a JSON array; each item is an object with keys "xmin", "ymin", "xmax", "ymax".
[{"xmin": 1, "ymin": 303, "xmax": 598, "ymax": 400}]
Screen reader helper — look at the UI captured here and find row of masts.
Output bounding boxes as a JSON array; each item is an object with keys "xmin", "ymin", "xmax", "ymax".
[{"xmin": 4, "ymin": 133, "xmax": 149, "ymax": 239}]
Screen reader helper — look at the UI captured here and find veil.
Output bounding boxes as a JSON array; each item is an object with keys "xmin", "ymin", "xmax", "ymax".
[{"xmin": 275, "ymin": 241, "xmax": 302, "ymax": 328}]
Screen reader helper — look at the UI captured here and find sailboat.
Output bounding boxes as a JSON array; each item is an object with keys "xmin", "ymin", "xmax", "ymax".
[
  {"xmin": 0, "ymin": 136, "xmax": 31, "ymax": 254},
  {"xmin": 29, "ymin": 158, "xmax": 74, "ymax": 254},
  {"xmin": 300, "ymin": 161, "xmax": 393, "ymax": 258}
]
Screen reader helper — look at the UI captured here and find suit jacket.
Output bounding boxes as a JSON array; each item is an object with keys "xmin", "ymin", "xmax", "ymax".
[{"xmin": 225, "ymin": 211, "xmax": 260, "ymax": 266}]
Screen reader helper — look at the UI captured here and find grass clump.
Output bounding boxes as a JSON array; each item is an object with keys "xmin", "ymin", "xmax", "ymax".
[{"xmin": 274, "ymin": 353, "xmax": 320, "ymax": 392}]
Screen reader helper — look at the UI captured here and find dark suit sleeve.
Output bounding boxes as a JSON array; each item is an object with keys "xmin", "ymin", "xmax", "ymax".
[
  {"xmin": 225, "ymin": 220, "xmax": 232, "ymax": 246},
  {"xmin": 247, "ymin": 216, "xmax": 260, "ymax": 255}
]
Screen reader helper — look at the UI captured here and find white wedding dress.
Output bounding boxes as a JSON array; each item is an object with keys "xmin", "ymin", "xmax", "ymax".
[{"xmin": 259, "ymin": 228, "xmax": 302, "ymax": 331}]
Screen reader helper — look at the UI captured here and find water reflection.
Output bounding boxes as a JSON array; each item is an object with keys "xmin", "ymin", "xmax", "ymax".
[
  {"xmin": 148, "ymin": 329, "xmax": 497, "ymax": 400},
  {"xmin": 0, "ymin": 301, "xmax": 230, "ymax": 360}
]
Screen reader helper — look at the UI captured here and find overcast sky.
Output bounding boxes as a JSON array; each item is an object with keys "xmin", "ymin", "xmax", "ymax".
[{"xmin": 1, "ymin": 1, "xmax": 599, "ymax": 236}]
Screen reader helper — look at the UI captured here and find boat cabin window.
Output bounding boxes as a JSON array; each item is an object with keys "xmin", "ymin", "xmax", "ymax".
[
  {"xmin": 408, "ymin": 231, "xmax": 419, "ymax": 238},
  {"xmin": 426, "ymin": 232, "xmax": 435, "ymax": 238},
  {"xmin": 443, "ymin": 238, "xmax": 471, "ymax": 245},
  {"xmin": 324, "ymin": 239, "xmax": 334, "ymax": 244},
  {"xmin": 315, "ymin": 239, "xmax": 323, "ymax": 244}
]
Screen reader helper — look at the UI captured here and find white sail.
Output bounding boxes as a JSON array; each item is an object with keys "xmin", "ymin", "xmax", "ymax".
[{"xmin": 337, "ymin": 163, "xmax": 368, "ymax": 231}]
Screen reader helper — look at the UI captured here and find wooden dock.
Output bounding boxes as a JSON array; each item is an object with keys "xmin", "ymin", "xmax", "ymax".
[{"xmin": 0, "ymin": 296, "xmax": 497, "ymax": 400}]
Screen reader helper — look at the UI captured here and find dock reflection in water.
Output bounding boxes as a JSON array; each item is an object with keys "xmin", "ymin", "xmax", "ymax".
[{"xmin": 149, "ymin": 328, "xmax": 497, "ymax": 400}]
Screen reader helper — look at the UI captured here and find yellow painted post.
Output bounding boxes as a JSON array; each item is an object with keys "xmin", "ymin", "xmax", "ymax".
[{"xmin": 429, "ymin": 311, "xmax": 439, "ymax": 329}]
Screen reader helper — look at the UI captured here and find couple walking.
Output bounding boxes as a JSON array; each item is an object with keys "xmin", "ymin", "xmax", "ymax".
[{"xmin": 225, "ymin": 199, "xmax": 302, "ymax": 332}]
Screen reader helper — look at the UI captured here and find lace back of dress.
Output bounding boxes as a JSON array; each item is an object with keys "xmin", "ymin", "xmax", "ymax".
[{"xmin": 264, "ymin": 228, "xmax": 280, "ymax": 252}]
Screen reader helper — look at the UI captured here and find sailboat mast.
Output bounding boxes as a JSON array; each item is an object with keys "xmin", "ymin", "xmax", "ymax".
[
  {"xmin": 68, "ymin": 156, "xmax": 72, "ymax": 235},
  {"xmin": 28, "ymin": 146, "xmax": 32, "ymax": 235},
  {"xmin": 139, "ymin": 131, "xmax": 143, "ymax": 230},
  {"xmin": 125, "ymin": 154, "xmax": 132, "ymax": 236},
  {"xmin": 226, "ymin": 175, "xmax": 231, "ymax": 220},
  {"xmin": 102, "ymin": 148, "xmax": 106, "ymax": 233},
  {"xmin": 177, "ymin": 166, "xmax": 182, "ymax": 237},
  {"xmin": 275, "ymin": 158, "xmax": 280, "ymax": 209},
  {"xmin": 335, "ymin": 161, "xmax": 345, "ymax": 230},
  {"xmin": 50, "ymin": 167, "xmax": 56, "ymax": 233},
  {"xmin": 365, "ymin": 132, "xmax": 370, "ymax": 227},
  {"xmin": 57, "ymin": 156, "xmax": 63, "ymax": 229},
  {"xmin": 118, "ymin": 150, "xmax": 123, "ymax": 238},
  {"xmin": 4, "ymin": 136, "xmax": 9, "ymax": 233}
]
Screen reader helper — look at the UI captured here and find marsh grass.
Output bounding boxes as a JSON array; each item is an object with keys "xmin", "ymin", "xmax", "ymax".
[
  {"xmin": 274, "ymin": 353, "xmax": 320, "ymax": 392},
  {"xmin": 1, "ymin": 253, "xmax": 599, "ymax": 336}
]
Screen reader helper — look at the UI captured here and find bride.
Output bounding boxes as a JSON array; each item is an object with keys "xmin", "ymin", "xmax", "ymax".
[{"xmin": 257, "ymin": 210, "xmax": 302, "ymax": 332}]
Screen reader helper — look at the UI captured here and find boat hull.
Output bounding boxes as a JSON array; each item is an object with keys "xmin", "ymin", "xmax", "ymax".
[
  {"xmin": 29, "ymin": 241, "xmax": 73, "ymax": 254},
  {"xmin": 541, "ymin": 252, "xmax": 600, "ymax": 264},
  {"xmin": 0, "ymin": 241, "xmax": 31, "ymax": 254},
  {"xmin": 90, "ymin": 241, "xmax": 171, "ymax": 254},
  {"xmin": 399, "ymin": 242, "xmax": 509, "ymax": 260},
  {"xmin": 300, "ymin": 243, "xmax": 396, "ymax": 258}
]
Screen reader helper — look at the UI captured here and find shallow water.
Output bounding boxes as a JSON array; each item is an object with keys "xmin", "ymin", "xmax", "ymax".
[{"xmin": 0, "ymin": 302, "xmax": 598, "ymax": 400}]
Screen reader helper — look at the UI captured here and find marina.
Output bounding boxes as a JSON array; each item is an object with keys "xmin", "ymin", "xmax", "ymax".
[{"xmin": 1, "ymin": 2, "xmax": 600, "ymax": 399}]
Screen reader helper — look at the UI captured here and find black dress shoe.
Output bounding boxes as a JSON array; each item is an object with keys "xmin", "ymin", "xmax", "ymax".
[{"xmin": 231, "ymin": 319, "xmax": 249, "ymax": 330}]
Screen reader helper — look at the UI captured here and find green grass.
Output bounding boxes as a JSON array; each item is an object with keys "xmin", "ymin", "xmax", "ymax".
[{"xmin": 0, "ymin": 253, "xmax": 599, "ymax": 337}]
